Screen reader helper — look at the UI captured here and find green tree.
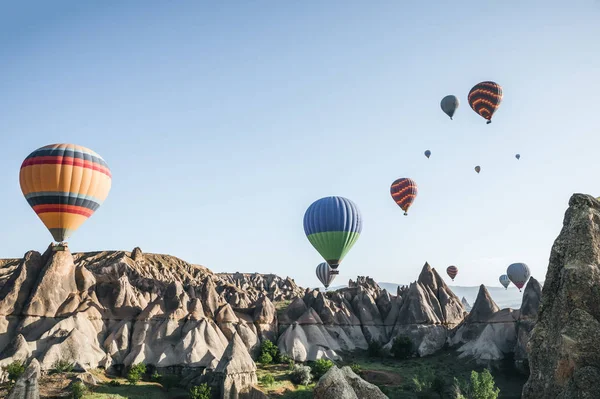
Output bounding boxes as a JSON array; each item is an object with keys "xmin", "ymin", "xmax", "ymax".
[
  {"xmin": 310, "ymin": 359, "xmax": 334, "ymax": 381},
  {"xmin": 127, "ymin": 363, "xmax": 147, "ymax": 385},
  {"xmin": 2, "ymin": 361, "xmax": 25, "ymax": 384},
  {"xmin": 259, "ymin": 339, "xmax": 280, "ymax": 364},
  {"xmin": 367, "ymin": 340, "xmax": 383, "ymax": 358},
  {"xmin": 290, "ymin": 365, "xmax": 312, "ymax": 386},
  {"xmin": 70, "ymin": 381, "xmax": 87, "ymax": 399},
  {"xmin": 455, "ymin": 369, "xmax": 500, "ymax": 399},
  {"xmin": 258, "ymin": 352, "xmax": 273, "ymax": 365},
  {"xmin": 390, "ymin": 336, "xmax": 413, "ymax": 359},
  {"xmin": 260, "ymin": 373, "xmax": 275, "ymax": 387},
  {"xmin": 189, "ymin": 383, "xmax": 211, "ymax": 399}
]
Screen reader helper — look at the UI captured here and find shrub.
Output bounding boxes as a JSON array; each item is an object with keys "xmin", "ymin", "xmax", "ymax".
[
  {"xmin": 310, "ymin": 359, "xmax": 334, "ymax": 381},
  {"xmin": 258, "ymin": 352, "xmax": 273, "ymax": 365},
  {"xmin": 288, "ymin": 359, "xmax": 295, "ymax": 371},
  {"xmin": 71, "ymin": 381, "xmax": 87, "ymax": 399},
  {"xmin": 108, "ymin": 379, "xmax": 122, "ymax": 387},
  {"xmin": 2, "ymin": 360, "xmax": 25, "ymax": 383},
  {"xmin": 161, "ymin": 374, "xmax": 180, "ymax": 391},
  {"xmin": 454, "ymin": 369, "xmax": 500, "ymax": 399},
  {"xmin": 189, "ymin": 383, "xmax": 211, "ymax": 399},
  {"xmin": 151, "ymin": 370, "xmax": 161, "ymax": 382},
  {"xmin": 367, "ymin": 340, "xmax": 383, "ymax": 358},
  {"xmin": 260, "ymin": 373, "xmax": 275, "ymax": 387},
  {"xmin": 290, "ymin": 364, "xmax": 312, "ymax": 386},
  {"xmin": 279, "ymin": 354, "xmax": 292, "ymax": 364},
  {"xmin": 259, "ymin": 339, "xmax": 280, "ymax": 364},
  {"xmin": 412, "ymin": 366, "xmax": 435, "ymax": 392},
  {"xmin": 127, "ymin": 363, "xmax": 146, "ymax": 385},
  {"xmin": 432, "ymin": 374, "xmax": 446, "ymax": 396},
  {"xmin": 52, "ymin": 358, "xmax": 75, "ymax": 374},
  {"xmin": 350, "ymin": 363, "xmax": 362, "ymax": 375},
  {"xmin": 390, "ymin": 336, "xmax": 413, "ymax": 359}
]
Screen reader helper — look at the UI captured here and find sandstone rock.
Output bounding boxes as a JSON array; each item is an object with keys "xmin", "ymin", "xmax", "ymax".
[
  {"xmin": 523, "ymin": 194, "xmax": 600, "ymax": 398},
  {"xmin": 515, "ymin": 277, "xmax": 543, "ymax": 374},
  {"xmin": 313, "ymin": 366, "xmax": 388, "ymax": 399},
  {"xmin": 461, "ymin": 297, "xmax": 472, "ymax": 312},
  {"xmin": 213, "ymin": 332, "xmax": 257, "ymax": 399},
  {"xmin": 7, "ymin": 358, "xmax": 40, "ymax": 399},
  {"xmin": 0, "ymin": 251, "xmax": 45, "ymax": 317}
]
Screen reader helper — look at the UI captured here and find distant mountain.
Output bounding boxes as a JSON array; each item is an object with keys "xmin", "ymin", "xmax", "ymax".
[{"xmin": 317, "ymin": 281, "xmax": 541, "ymax": 310}]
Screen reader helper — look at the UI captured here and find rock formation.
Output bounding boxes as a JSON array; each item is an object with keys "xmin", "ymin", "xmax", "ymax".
[
  {"xmin": 313, "ymin": 365, "xmax": 387, "ymax": 399},
  {"xmin": 515, "ymin": 277, "xmax": 542, "ymax": 374},
  {"xmin": 7, "ymin": 359, "xmax": 40, "ymax": 399},
  {"xmin": 461, "ymin": 297, "xmax": 472, "ymax": 312},
  {"xmin": 523, "ymin": 194, "xmax": 600, "ymax": 398}
]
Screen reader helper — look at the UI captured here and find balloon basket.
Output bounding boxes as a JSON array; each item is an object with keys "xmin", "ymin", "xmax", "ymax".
[
  {"xmin": 52, "ymin": 243, "xmax": 68, "ymax": 252},
  {"xmin": 330, "ymin": 269, "xmax": 340, "ymax": 276}
]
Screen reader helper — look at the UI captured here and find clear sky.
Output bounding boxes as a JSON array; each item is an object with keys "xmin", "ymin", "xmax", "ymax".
[{"xmin": 1, "ymin": 1, "xmax": 599, "ymax": 289}]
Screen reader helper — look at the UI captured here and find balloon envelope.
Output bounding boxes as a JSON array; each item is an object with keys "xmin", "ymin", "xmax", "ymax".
[
  {"xmin": 303, "ymin": 196, "xmax": 362, "ymax": 269},
  {"xmin": 515, "ymin": 154, "xmax": 521, "ymax": 160},
  {"xmin": 507, "ymin": 263, "xmax": 531, "ymax": 291},
  {"xmin": 475, "ymin": 166, "xmax": 481, "ymax": 174},
  {"xmin": 446, "ymin": 265, "xmax": 458, "ymax": 281},
  {"xmin": 390, "ymin": 178, "xmax": 418, "ymax": 215},
  {"xmin": 19, "ymin": 143, "xmax": 112, "ymax": 243},
  {"xmin": 425, "ymin": 150, "xmax": 431, "ymax": 159},
  {"xmin": 441, "ymin": 95, "xmax": 459, "ymax": 120},
  {"xmin": 499, "ymin": 274, "xmax": 511, "ymax": 289},
  {"xmin": 316, "ymin": 262, "xmax": 336, "ymax": 289},
  {"xmin": 468, "ymin": 81, "xmax": 503, "ymax": 124}
]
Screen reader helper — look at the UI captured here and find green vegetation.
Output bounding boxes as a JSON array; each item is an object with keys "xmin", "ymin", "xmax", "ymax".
[
  {"xmin": 108, "ymin": 380, "xmax": 122, "ymax": 387},
  {"xmin": 455, "ymin": 369, "xmax": 500, "ymax": 399},
  {"xmin": 150, "ymin": 371, "xmax": 161, "ymax": 382},
  {"xmin": 288, "ymin": 359, "xmax": 295, "ymax": 371},
  {"xmin": 290, "ymin": 364, "xmax": 312, "ymax": 386},
  {"xmin": 2, "ymin": 360, "xmax": 25, "ymax": 384},
  {"xmin": 81, "ymin": 381, "xmax": 187, "ymax": 399},
  {"xmin": 412, "ymin": 366, "xmax": 435, "ymax": 392},
  {"xmin": 189, "ymin": 383, "xmax": 211, "ymax": 399},
  {"xmin": 367, "ymin": 340, "xmax": 384, "ymax": 358},
  {"xmin": 350, "ymin": 363, "xmax": 362, "ymax": 375},
  {"xmin": 259, "ymin": 339, "xmax": 281, "ymax": 364},
  {"xmin": 71, "ymin": 381, "xmax": 88, "ymax": 399},
  {"xmin": 310, "ymin": 359, "xmax": 334, "ymax": 381},
  {"xmin": 126, "ymin": 363, "xmax": 147, "ymax": 385},
  {"xmin": 391, "ymin": 336, "xmax": 413, "ymax": 360},
  {"xmin": 259, "ymin": 373, "xmax": 275, "ymax": 387},
  {"xmin": 52, "ymin": 358, "xmax": 75, "ymax": 374}
]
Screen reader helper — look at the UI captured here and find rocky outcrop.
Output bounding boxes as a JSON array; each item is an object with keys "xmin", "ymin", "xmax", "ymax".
[
  {"xmin": 7, "ymin": 359, "xmax": 40, "ymax": 399},
  {"xmin": 523, "ymin": 194, "xmax": 600, "ymax": 398},
  {"xmin": 212, "ymin": 332, "xmax": 258, "ymax": 399},
  {"xmin": 313, "ymin": 366, "xmax": 388, "ymax": 399},
  {"xmin": 385, "ymin": 263, "xmax": 466, "ymax": 356},
  {"xmin": 461, "ymin": 297, "xmax": 472, "ymax": 312},
  {"xmin": 515, "ymin": 277, "xmax": 542, "ymax": 374}
]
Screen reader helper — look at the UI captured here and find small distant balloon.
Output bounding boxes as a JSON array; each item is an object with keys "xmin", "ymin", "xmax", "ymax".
[
  {"xmin": 507, "ymin": 262, "xmax": 531, "ymax": 292},
  {"xmin": 424, "ymin": 150, "xmax": 431, "ymax": 159},
  {"xmin": 474, "ymin": 166, "xmax": 481, "ymax": 174},
  {"xmin": 446, "ymin": 265, "xmax": 458, "ymax": 281},
  {"xmin": 468, "ymin": 81, "xmax": 503, "ymax": 124},
  {"xmin": 440, "ymin": 95, "xmax": 459, "ymax": 120},
  {"xmin": 515, "ymin": 154, "xmax": 521, "ymax": 160},
  {"xmin": 499, "ymin": 274, "xmax": 511, "ymax": 290}
]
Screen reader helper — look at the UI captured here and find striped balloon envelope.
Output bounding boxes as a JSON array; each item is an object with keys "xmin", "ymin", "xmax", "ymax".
[
  {"xmin": 499, "ymin": 274, "xmax": 511, "ymax": 289},
  {"xmin": 468, "ymin": 81, "xmax": 503, "ymax": 124},
  {"xmin": 316, "ymin": 262, "xmax": 336, "ymax": 289},
  {"xmin": 19, "ymin": 144, "xmax": 112, "ymax": 244},
  {"xmin": 390, "ymin": 178, "xmax": 418, "ymax": 215},
  {"xmin": 446, "ymin": 265, "xmax": 458, "ymax": 281},
  {"xmin": 303, "ymin": 196, "xmax": 362, "ymax": 270}
]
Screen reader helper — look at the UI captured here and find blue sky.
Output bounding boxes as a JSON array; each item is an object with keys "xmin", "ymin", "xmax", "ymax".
[{"xmin": 1, "ymin": 1, "xmax": 599, "ymax": 289}]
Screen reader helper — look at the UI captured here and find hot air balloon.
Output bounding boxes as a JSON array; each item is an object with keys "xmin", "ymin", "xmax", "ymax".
[
  {"xmin": 507, "ymin": 263, "xmax": 531, "ymax": 292},
  {"xmin": 475, "ymin": 166, "xmax": 481, "ymax": 174},
  {"xmin": 19, "ymin": 144, "xmax": 112, "ymax": 250},
  {"xmin": 499, "ymin": 274, "xmax": 511, "ymax": 290},
  {"xmin": 441, "ymin": 95, "xmax": 459, "ymax": 120},
  {"xmin": 446, "ymin": 265, "xmax": 458, "ymax": 281},
  {"xmin": 515, "ymin": 154, "xmax": 521, "ymax": 160},
  {"xmin": 316, "ymin": 262, "xmax": 336, "ymax": 289},
  {"xmin": 468, "ymin": 81, "xmax": 503, "ymax": 124},
  {"xmin": 424, "ymin": 150, "xmax": 431, "ymax": 159},
  {"xmin": 304, "ymin": 196, "xmax": 362, "ymax": 272},
  {"xmin": 390, "ymin": 178, "xmax": 418, "ymax": 215}
]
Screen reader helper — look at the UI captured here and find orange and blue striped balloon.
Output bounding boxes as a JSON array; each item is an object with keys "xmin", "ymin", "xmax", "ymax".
[
  {"xmin": 390, "ymin": 178, "xmax": 418, "ymax": 215},
  {"xmin": 19, "ymin": 144, "xmax": 112, "ymax": 243},
  {"xmin": 468, "ymin": 81, "xmax": 503, "ymax": 124}
]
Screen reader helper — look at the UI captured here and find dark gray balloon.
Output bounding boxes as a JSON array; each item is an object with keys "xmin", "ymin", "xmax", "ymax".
[{"xmin": 441, "ymin": 95, "xmax": 459, "ymax": 120}]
